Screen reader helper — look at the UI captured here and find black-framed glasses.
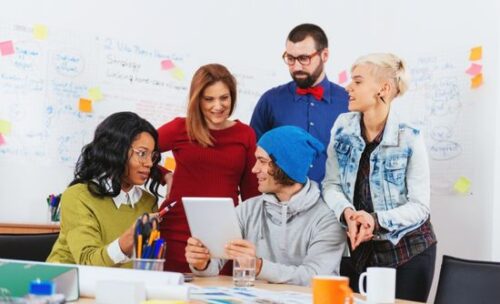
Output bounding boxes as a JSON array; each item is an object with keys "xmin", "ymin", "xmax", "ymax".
[
  {"xmin": 131, "ymin": 148, "xmax": 160, "ymax": 163},
  {"xmin": 282, "ymin": 50, "xmax": 321, "ymax": 66}
]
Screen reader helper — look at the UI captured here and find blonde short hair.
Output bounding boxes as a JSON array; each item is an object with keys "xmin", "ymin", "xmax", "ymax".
[{"xmin": 351, "ymin": 53, "xmax": 409, "ymax": 97}]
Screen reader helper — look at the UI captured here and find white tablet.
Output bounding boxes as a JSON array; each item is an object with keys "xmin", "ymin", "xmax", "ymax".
[{"xmin": 182, "ymin": 197, "xmax": 242, "ymax": 258}]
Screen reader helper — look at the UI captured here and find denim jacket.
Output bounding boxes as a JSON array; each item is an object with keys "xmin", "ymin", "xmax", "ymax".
[{"xmin": 322, "ymin": 111, "xmax": 430, "ymax": 245}]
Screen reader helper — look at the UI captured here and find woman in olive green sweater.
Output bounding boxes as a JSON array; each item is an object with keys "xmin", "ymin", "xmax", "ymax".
[{"xmin": 47, "ymin": 112, "xmax": 163, "ymax": 267}]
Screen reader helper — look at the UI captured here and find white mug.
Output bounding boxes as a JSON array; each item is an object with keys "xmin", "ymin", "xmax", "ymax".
[{"xmin": 359, "ymin": 267, "xmax": 396, "ymax": 303}]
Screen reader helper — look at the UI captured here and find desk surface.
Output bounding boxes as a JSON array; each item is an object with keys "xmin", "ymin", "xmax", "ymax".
[{"xmin": 77, "ymin": 275, "xmax": 422, "ymax": 303}]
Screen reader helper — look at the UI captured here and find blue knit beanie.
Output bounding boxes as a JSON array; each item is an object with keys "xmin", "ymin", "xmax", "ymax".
[{"xmin": 258, "ymin": 126, "xmax": 324, "ymax": 183}]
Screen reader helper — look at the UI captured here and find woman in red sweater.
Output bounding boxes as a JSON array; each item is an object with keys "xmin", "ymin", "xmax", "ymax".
[{"xmin": 157, "ymin": 63, "xmax": 260, "ymax": 273}]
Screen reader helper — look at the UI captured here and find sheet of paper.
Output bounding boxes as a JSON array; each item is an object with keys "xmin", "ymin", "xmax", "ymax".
[{"xmin": 189, "ymin": 287, "xmax": 312, "ymax": 304}]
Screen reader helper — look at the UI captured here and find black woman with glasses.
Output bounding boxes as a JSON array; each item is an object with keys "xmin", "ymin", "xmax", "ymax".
[
  {"xmin": 250, "ymin": 23, "xmax": 349, "ymax": 184},
  {"xmin": 47, "ymin": 112, "xmax": 163, "ymax": 267}
]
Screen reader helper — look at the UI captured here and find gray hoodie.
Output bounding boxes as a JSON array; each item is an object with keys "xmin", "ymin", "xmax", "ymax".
[{"xmin": 191, "ymin": 180, "xmax": 346, "ymax": 286}]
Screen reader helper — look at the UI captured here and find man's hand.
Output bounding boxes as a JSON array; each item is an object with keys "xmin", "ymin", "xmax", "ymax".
[
  {"xmin": 224, "ymin": 239, "xmax": 257, "ymax": 259},
  {"xmin": 185, "ymin": 237, "xmax": 210, "ymax": 271}
]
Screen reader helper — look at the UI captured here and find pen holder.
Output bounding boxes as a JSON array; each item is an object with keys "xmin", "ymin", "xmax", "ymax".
[
  {"xmin": 48, "ymin": 206, "xmax": 60, "ymax": 222},
  {"xmin": 46, "ymin": 193, "xmax": 61, "ymax": 223},
  {"xmin": 132, "ymin": 258, "xmax": 165, "ymax": 271}
]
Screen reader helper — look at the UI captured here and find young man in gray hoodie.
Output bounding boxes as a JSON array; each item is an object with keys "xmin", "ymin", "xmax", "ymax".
[{"xmin": 185, "ymin": 126, "xmax": 346, "ymax": 286}]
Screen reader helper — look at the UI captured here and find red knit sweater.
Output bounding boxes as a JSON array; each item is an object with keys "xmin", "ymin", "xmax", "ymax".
[{"xmin": 157, "ymin": 117, "xmax": 260, "ymax": 273}]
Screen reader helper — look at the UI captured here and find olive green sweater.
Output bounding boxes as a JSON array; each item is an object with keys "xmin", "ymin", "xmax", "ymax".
[{"xmin": 47, "ymin": 183, "xmax": 157, "ymax": 267}]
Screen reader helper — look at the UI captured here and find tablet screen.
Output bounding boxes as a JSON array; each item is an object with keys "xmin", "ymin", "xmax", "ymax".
[{"xmin": 183, "ymin": 197, "xmax": 242, "ymax": 258}]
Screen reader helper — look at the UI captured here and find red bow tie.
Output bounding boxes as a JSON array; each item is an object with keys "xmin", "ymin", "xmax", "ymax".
[{"xmin": 296, "ymin": 86, "xmax": 324, "ymax": 101}]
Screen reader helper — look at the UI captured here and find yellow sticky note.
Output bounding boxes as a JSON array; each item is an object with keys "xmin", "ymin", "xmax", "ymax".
[
  {"xmin": 79, "ymin": 98, "xmax": 93, "ymax": 113},
  {"xmin": 454, "ymin": 176, "xmax": 471, "ymax": 194},
  {"xmin": 88, "ymin": 87, "xmax": 103, "ymax": 101},
  {"xmin": 164, "ymin": 157, "xmax": 176, "ymax": 171},
  {"xmin": 33, "ymin": 24, "xmax": 48, "ymax": 40},
  {"xmin": 469, "ymin": 46, "xmax": 482, "ymax": 61},
  {"xmin": 0, "ymin": 120, "xmax": 12, "ymax": 135},
  {"xmin": 170, "ymin": 67, "xmax": 185, "ymax": 81},
  {"xmin": 471, "ymin": 73, "xmax": 483, "ymax": 89}
]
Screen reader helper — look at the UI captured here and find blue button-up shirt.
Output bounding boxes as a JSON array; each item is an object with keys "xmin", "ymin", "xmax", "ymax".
[{"xmin": 250, "ymin": 76, "xmax": 349, "ymax": 184}]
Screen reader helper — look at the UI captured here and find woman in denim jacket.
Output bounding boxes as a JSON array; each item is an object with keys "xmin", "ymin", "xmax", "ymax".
[{"xmin": 322, "ymin": 53, "xmax": 437, "ymax": 302}]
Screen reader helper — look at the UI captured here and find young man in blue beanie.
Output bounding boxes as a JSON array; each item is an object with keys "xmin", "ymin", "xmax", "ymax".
[{"xmin": 185, "ymin": 126, "xmax": 346, "ymax": 286}]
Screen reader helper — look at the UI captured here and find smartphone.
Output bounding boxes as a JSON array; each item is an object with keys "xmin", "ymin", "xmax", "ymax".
[{"xmin": 183, "ymin": 272, "xmax": 194, "ymax": 282}]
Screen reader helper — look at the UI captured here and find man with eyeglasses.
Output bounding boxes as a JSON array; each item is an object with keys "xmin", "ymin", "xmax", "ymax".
[{"xmin": 250, "ymin": 23, "xmax": 348, "ymax": 184}]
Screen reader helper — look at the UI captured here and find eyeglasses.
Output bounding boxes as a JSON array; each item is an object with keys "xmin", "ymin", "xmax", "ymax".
[
  {"xmin": 282, "ymin": 50, "xmax": 321, "ymax": 66},
  {"xmin": 131, "ymin": 148, "xmax": 160, "ymax": 163}
]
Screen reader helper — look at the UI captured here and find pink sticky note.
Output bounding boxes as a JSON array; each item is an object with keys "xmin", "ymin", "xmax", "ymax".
[
  {"xmin": 0, "ymin": 133, "xmax": 5, "ymax": 146},
  {"xmin": 465, "ymin": 63, "xmax": 482, "ymax": 76},
  {"xmin": 0, "ymin": 40, "xmax": 15, "ymax": 56},
  {"xmin": 338, "ymin": 70, "xmax": 348, "ymax": 84},
  {"xmin": 161, "ymin": 59, "xmax": 175, "ymax": 70}
]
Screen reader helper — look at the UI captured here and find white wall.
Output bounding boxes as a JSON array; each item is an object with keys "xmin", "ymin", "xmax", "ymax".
[{"xmin": 1, "ymin": 1, "xmax": 499, "ymax": 301}]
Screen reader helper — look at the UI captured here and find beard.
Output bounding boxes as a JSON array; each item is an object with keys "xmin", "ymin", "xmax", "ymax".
[{"xmin": 291, "ymin": 61, "xmax": 324, "ymax": 89}]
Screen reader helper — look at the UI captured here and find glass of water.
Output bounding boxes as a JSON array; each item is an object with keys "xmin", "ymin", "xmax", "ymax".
[{"xmin": 233, "ymin": 256, "xmax": 256, "ymax": 287}]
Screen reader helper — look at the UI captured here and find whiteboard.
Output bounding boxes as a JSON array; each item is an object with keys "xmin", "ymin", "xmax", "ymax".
[{"xmin": 0, "ymin": 1, "xmax": 499, "ymax": 299}]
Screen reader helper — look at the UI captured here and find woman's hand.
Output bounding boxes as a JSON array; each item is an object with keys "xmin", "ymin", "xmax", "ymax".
[
  {"xmin": 351, "ymin": 210, "xmax": 375, "ymax": 249},
  {"xmin": 185, "ymin": 237, "xmax": 211, "ymax": 271},
  {"xmin": 118, "ymin": 224, "xmax": 136, "ymax": 257},
  {"xmin": 343, "ymin": 208, "xmax": 359, "ymax": 249},
  {"xmin": 164, "ymin": 172, "xmax": 173, "ymax": 198}
]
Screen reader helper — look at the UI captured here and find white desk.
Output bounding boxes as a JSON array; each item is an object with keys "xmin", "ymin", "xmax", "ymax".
[{"xmin": 76, "ymin": 275, "xmax": 423, "ymax": 303}]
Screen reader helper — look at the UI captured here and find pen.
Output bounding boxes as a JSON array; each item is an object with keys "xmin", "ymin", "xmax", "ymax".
[{"xmin": 159, "ymin": 201, "xmax": 177, "ymax": 218}]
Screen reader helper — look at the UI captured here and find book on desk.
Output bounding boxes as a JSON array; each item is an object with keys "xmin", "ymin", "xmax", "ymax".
[{"xmin": 0, "ymin": 259, "xmax": 79, "ymax": 301}]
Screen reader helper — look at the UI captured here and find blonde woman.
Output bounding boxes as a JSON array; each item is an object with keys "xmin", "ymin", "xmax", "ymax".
[
  {"xmin": 322, "ymin": 53, "xmax": 437, "ymax": 302},
  {"xmin": 157, "ymin": 63, "xmax": 259, "ymax": 273}
]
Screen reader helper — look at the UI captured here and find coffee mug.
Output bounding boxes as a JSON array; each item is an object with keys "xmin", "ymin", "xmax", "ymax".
[
  {"xmin": 313, "ymin": 275, "xmax": 353, "ymax": 304},
  {"xmin": 359, "ymin": 267, "xmax": 396, "ymax": 303}
]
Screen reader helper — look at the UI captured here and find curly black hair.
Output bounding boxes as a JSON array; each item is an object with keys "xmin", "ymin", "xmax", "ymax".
[{"xmin": 70, "ymin": 111, "xmax": 162, "ymax": 202}]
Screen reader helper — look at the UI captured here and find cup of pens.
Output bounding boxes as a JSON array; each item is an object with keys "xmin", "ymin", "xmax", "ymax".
[
  {"xmin": 133, "ymin": 213, "xmax": 166, "ymax": 271},
  {"xmin": 46, "ymin": 194, "xmax": 61, "ymax": 223}
]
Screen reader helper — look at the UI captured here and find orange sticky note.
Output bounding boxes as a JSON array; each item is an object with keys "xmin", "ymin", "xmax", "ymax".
[
  {"xmin": 0, "ymin": 40, "xmax": 15, "ymax": 56},
  {"xmin": 469, "ymin": 46, "xmax": 482, "ymax": 61},
  {"xmin": 0, "ymin": 133, "xmax": 5, "ymax": 146},
  {"xmin": 0, "ymin": 120, "xmax": 12, "ymax": 135},
  {"xmin": 170, "ymin": 67, "xmax": 185, "ymax": 81},
  {"xmin": 88, "ymin": 87, "xmax": 103, "ymax": 101},
  {"xmin": 471, "ymin": 73, "xmax": 483, "ymax": 89},
  {"xmin": 164, "ymin": 157, "xmax": 176, "ymax": 171},
  {"xmin": 79, "ymin": 98, "xmax": 93, "ymax": 113},
  {"xmin": 33, "ymin": 24, "xmax": 48, "ymax": 40}
]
